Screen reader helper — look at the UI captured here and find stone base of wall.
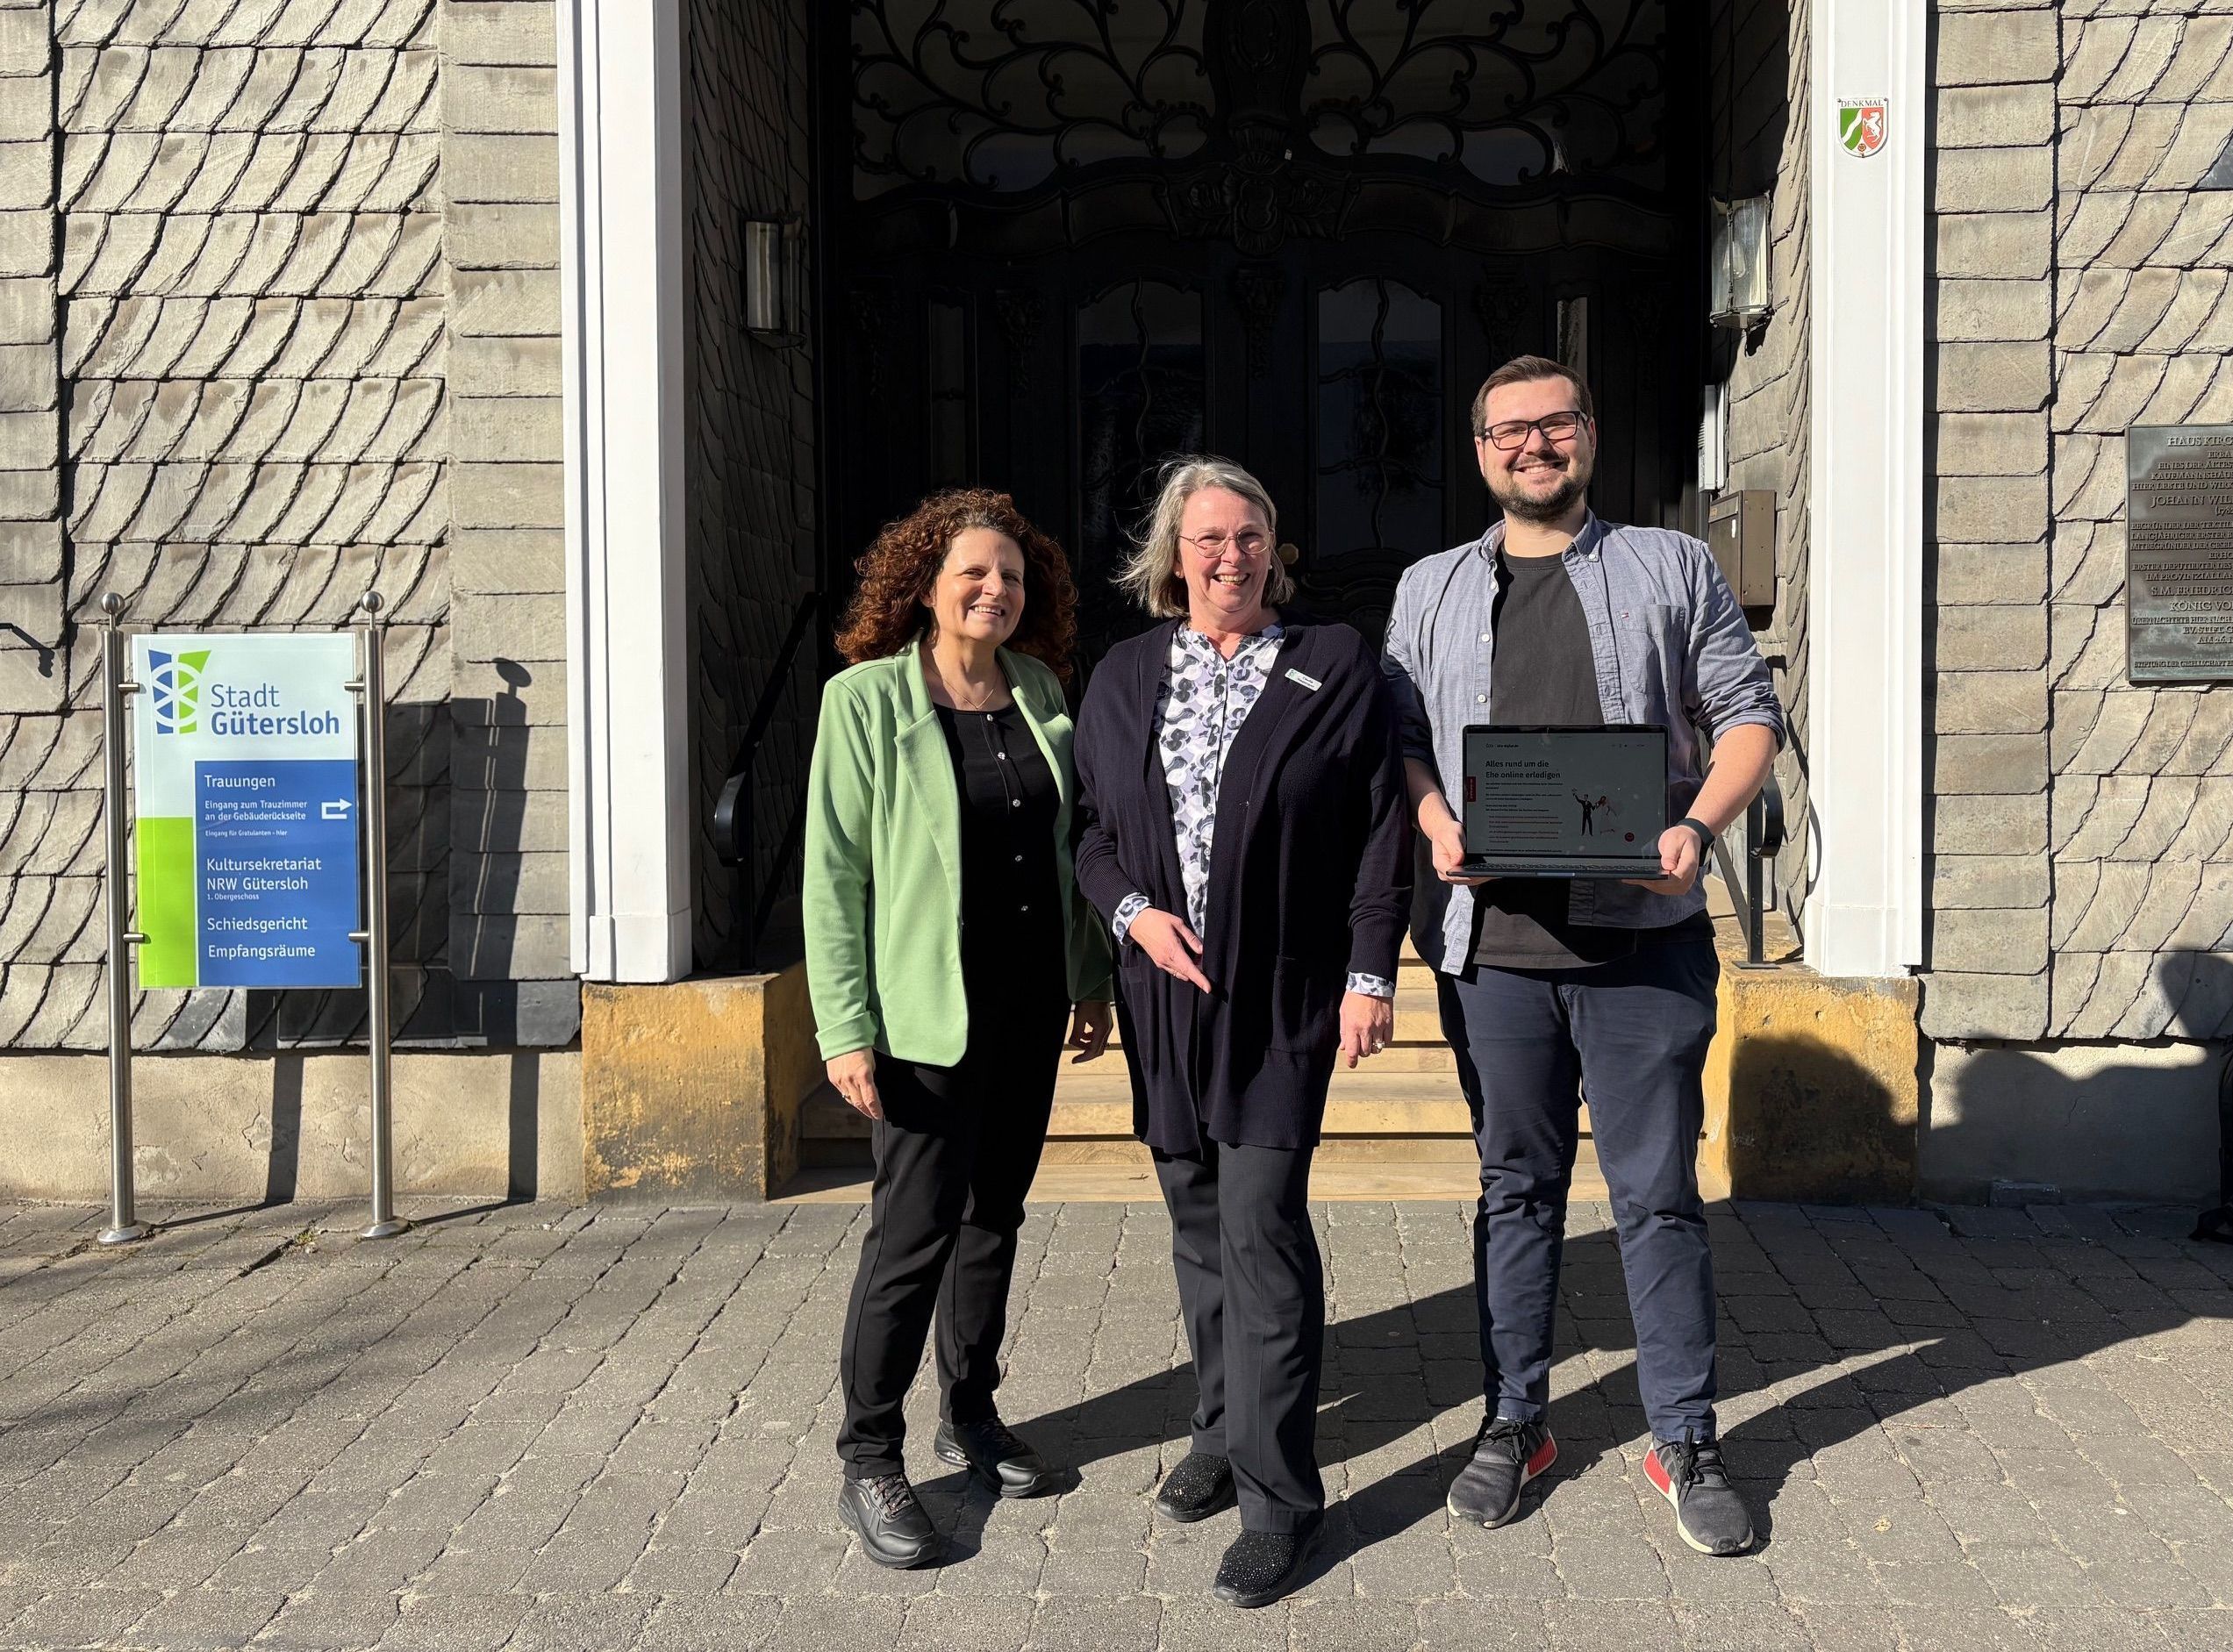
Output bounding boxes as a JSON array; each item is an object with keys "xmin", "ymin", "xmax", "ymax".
[
  {"xmin": 1702, "ymin": 935, "xmax": 1923, "ymax": 1205},
  {"xmin": 0, "ymin": 1049, "xmax": 583, "ymax": 1205},
  {"xmin": 580, "ymin": 965, "xmax": 816, "ymax": 1202},
  {"xmin": 1925, "ymin": 1041, "xmax": 2223, "ymax": 1206}
]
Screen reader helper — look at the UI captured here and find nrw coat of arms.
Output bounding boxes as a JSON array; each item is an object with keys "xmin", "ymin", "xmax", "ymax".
[{"xmin": 1839, "ymin": 98, "xmax": 1888, "ymax": 159}]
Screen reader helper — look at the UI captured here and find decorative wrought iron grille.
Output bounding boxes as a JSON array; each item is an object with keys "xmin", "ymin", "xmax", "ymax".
[
  {"xmin": 1077, "ymin": 280, "xmax": 1206, "ymax": 655},
  {"xmin": 819, "ymin": 0, "xmax": 1698, "ymax": 662},
  {"xmin": 1302, "ymin": 0, "xmax": 1665, "ymax": 189},
  {"xmin": 852, "ymin": 0, "xmax": 1213, "ymax": 197},
  {"xmin": 850, "ymin": 0, "xmax": 1666, "ymax": 218},
  {"xmin": 1312, "ymin": 276, "xmax": 1444, "ymax": 630},
  {"xmin": 1313, "ymin": 274, "xmax": 1437, "ymax": 551}
]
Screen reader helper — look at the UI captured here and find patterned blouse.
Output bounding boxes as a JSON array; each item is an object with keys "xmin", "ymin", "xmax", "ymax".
[{"xmin": 1113, "ymin": 625, "xmax": 1395, "ymax": 1000}]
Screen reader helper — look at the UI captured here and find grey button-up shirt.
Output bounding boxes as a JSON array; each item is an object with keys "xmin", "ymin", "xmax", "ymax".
[{"xmin": 1380, "ymin": 513, "xmax": 1786, "ymax": 972}]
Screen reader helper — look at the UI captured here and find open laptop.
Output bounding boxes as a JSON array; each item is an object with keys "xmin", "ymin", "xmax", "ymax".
[{"xmin": 1458, "ymin": 725, "xmax": 1670, "ymax": 878}]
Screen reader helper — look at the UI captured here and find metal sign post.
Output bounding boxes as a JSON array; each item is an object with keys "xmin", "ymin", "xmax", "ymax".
[
  {"xmin": 98, "ymin": 593, "xmax": 149, "ymax": 1246},
  {"xmin": 104, "ymin": 598, "xmax": 404, "ymax": 1243},
  {"xmin": 349, "ymin": 594, "xmax": 406, "ymax": 1240}
]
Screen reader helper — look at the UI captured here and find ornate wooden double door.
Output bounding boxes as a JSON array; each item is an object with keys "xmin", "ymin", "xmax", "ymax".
[{"xmin": 819, "ymin": 0, "xmax": 1700, "ymax": 665}]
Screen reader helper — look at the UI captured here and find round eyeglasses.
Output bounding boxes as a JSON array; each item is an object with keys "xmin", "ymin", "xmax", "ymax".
[{"xmin": 1180, "ymin": 531, "xmax": 1270, "ymax": 558}]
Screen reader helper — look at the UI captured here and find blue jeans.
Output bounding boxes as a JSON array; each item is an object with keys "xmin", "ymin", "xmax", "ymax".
[{"xmin": 1436, "ymin": 934, "xmax": 1721, "ymax": 1441}]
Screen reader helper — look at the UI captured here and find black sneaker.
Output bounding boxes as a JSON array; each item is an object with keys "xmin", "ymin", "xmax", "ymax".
[
  {"xmin": 1211, "ymin": 1517, "xmax": 1320, "ymax": 1609},
  {"xmin": 1153, "ymin": 1450, "xmax": 1236, "ymax": 1522},
  {"xmin": 838, "ymin": 1471, "xmax": 943, "ymax": 1568},
  {"xmin": 1447, "ymin": 1414, "xmax": 1557, "ymax": 1527},
  {"xmin": 932, "ymin": 1413, "xmax": 1059, "ymax": 1498},
  {"xmin": 1645, "ymin": 1434, "xmax": 1754, "ymax": 1555}
]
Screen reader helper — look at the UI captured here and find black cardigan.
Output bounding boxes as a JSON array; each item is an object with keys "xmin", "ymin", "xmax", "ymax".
[{"xmin": 1073, "ymin": 619, "xmax": 1412, "ymax": 1153}]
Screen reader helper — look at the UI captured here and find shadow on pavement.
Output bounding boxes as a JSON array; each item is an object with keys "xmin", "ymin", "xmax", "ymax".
[{"xmin": 977, "ymin": 1204, "xmax": 2233, "ymax": 1577}]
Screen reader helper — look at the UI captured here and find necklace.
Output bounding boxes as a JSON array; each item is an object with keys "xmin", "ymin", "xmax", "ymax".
[
  {"xmin": 924, "ymin": 637, "xmax": 1006, "ymax": 711},
  {"xmin": 941, "ymin": 670, "xmax": 1003, "ymax": 712}
]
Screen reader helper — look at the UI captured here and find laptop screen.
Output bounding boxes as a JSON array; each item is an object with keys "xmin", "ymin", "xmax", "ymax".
[{"xmin": 1461, "ymin": 726, "xmax": 1668, "ymax": 858}]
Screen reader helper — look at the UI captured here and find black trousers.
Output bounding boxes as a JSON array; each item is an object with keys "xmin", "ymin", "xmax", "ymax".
[
  {"xmin": 836, "ymin": 997, "xmax": 1065, "ymax": 1480},
  {"xmin": 1152, "ymin": 1138, "xmax": 1323, "ymax": 1534},
  {"xmin": 1436, "ymin": 934, "xmax": 1721, "ymax": 1442}
]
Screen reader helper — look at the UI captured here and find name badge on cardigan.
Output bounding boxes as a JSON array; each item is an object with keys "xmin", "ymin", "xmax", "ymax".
[{"xmin": 1284, "ymin": 668, "xmax": 1322, "ymax": 691}]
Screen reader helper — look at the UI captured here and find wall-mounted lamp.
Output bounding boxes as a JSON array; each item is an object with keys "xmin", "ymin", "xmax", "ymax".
[
  {"xmin": 742, "ymin": 216, "xmax": 805, "ymax": 346},
  {"xmin": 1708, "ymin": 195, "xmax": 1771, "ymax": 331}
]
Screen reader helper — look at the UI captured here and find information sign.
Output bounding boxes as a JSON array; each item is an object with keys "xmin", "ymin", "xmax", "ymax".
[{"xmin": 130, "ymin": 633, "xmax": 362, "ymax": 988}]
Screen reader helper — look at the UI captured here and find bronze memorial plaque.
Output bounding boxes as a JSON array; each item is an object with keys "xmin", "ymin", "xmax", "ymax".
[{"xmin": 2129, "ymin": 424, "xmax": 2233, "ymax": 683}]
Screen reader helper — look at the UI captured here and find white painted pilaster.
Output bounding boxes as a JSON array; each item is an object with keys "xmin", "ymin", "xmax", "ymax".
[
  {"xmin": 1806, "ymin": 0, "xmax": 1928, "ymax": 978},
  {"xmin": 556, "ymin": 0, "xmax": 693, "ymax": 983}
]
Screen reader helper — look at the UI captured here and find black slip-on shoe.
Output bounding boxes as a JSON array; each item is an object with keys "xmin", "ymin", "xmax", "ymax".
[
  {"xmin": 1645, "ymin": 1434, "xmax": 1755, "ymax": 1556},
  {"xmin": 1211, "ymin": 1517, "xmax": 1320, "ymax": 1609},
  {"xmin": 1153, "ymin": 1450, "xmax": 1236, "ymax": 1522},
  {"xmin": 838, "ymin": 1470, "xmax": 944, "ymax": 1569},
  {"xmin": 932, "ymin": 1413, "xmax": 1060, "ymax": 1498},
  {"xmin": 1448, "ymin": 1413, "xmax": 1557, "ymax": 1528}
]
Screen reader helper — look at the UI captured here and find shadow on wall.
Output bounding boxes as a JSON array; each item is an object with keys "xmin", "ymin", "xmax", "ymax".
[
  {"xmin": 1706, "ymin": 969, "xmax": 1920, "ymax": 1206},
  {"xmin": 228, "ymin": 664, "xmax": 566, "ymax": 1053},
  {"xmin": 125, "ymin": 1044, "xmax": 554, "ymax": 1214},
  {"xmin": 1717, "ymin": 1029, "xmax": 1909, "ymax": 1205},
  {"xmin": 1709, "ymin": 954, "xmax": 2231, "ymax": 1213},
  {"xmin": 1922, "ymin": 953, "xmax": 2230, "ymax": 1208}
]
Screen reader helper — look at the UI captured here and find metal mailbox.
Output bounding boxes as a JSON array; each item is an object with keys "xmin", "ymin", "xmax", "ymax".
[{"xmin": 1707, "ymin": 489, "xmax": 1776, "ymax": 609}]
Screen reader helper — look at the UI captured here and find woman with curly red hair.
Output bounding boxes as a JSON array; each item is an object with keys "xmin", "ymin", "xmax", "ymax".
[{"xmin": 805, "ymin": 488, "xmax": 1113, "ymax": 1568}]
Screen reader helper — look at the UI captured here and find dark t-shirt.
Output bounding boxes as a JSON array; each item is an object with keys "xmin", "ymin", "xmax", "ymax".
[
  {"xmin": 1468, "ymin": 549, "xmax": 1714, "ymax": 969},
  {"xmin": 1471, "ymin": 549, "xmax": 1635, "ymax": 969}
]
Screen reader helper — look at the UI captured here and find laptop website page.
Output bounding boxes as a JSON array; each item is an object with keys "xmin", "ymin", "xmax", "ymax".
[{"xmin": 1461, "ymin": 728, "xmax": 1666, "ymax": 859}]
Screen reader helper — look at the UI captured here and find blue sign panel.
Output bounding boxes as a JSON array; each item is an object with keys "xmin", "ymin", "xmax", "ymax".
[{"xmin": 194, "ymin": 758, "xmax": 362, "ymax": 988}]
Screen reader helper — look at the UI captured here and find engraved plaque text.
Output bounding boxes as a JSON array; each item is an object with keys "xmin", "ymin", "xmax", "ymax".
[{"xmin": 2129, "ymin": 424, "xmax": 2233, "ymax": 683}]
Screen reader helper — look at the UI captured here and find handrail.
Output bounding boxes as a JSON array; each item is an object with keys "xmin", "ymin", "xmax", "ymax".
[
  {"xmin": 712, "ymin": 590, "xmax": 820, "ymax": 971},
  {"xmin": 1710, "ymin": 770, "xmax": 1787, "ymax": 968}
]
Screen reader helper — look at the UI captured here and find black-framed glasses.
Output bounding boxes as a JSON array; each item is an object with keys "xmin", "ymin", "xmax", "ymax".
[
  {"xmin": 1478, "ymin": 411, "xmax": 1589, "ymax": 451},
  {"xmin": 1180, "ymin": 530, "xmax": 1271, "ymax": 558}
]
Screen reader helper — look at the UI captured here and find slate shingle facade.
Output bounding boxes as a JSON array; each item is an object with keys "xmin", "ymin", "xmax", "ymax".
[
  {"xmin": 0, "ymin": 0, "xmax": 817, "ymax": 1055},
  {"xmin": 1926, "ymin": 0, "xmax": 2233, "ymax": 1043}
]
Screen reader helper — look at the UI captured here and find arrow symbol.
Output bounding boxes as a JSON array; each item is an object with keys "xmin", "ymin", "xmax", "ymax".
[{"xmin": 321, "ymin": 799, "xmax": 353, "ymax": 820}]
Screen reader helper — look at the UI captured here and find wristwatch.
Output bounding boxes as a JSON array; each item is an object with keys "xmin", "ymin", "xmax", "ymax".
[{"xmin": 1677, "ymin": 816, "xmax": 1716, "ymax": 855}]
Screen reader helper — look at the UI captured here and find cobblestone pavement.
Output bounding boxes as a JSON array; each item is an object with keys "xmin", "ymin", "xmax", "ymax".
[{"xmin": 2, "ymin": 1197, "xmax": 2232, "ymax": 1651}]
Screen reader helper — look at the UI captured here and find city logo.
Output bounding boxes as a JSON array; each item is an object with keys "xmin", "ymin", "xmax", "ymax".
[
  {"xmin": 1839, "ymin": 98, "xmax": 1887, "ymax": 159},
  {"xmin": 147, "ymin": 648, "xmax": 212, "ymax": 735}
]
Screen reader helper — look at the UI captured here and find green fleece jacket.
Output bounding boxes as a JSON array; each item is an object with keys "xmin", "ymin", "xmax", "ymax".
[{"xmin": 803, "ymin": 640, "xmax": 1113, "ymax": 1065}]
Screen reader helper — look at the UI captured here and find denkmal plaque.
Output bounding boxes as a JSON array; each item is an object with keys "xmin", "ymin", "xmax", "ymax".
[{"xmin": 2129, "ymin": 424, "xmax": 2233, "ymax": 683}]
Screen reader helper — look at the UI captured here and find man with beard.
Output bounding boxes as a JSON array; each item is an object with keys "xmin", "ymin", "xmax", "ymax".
[{"xmin": 1380, "ymin": 356, "xmax": 1784, "ymax": 1556}]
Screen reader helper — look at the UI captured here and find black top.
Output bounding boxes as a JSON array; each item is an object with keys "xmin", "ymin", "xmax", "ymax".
[
  {"xmin": 934, "ymin": 704, "xmax": 1065, "ymax": 1012},
  {"xmin": 1471, "ymin": 550, "xmax": 1712, "ymax": 969},
  {"xmin": 1472, "ymin": 550, "xmax": 1635, "ymax": 969},
  {"xmin": 1075, "ymin": 620, "xmax": 1412, "ymax": 1154}
]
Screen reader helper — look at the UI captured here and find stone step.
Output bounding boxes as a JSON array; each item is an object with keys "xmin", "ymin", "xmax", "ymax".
[
  {"xmin": 1074, "ymin": 1038, "xmax": 1456, "ymax": 1071},
  {"xmin": 778, "ymin": 1147, "xmax": 1607, "ymax": 1205},
  {"xmin": 800, "ymin": 1079, "xmax": 1599, "ymax": 1148},
  {"xmin": 1095, "ymin": 983, "xmax": 1445, "ymax": 1049},
  {"xmin": 1034, "ymin": 1134, "xmax": 1482, "ymax": 1165},
  {"xmin": 800, "ymin": 1076, "xmax": 1528, "ymax": 1141}
]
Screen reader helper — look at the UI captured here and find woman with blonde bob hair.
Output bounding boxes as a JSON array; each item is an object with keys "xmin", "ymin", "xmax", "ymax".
[
  {"xmin": 805, "ymin": 488, "xmax": 1113, "ymax": 1569},
  {"xmin": 1074, "ymin": 456, "xmax": 1411, "ymax": 1608},
  {"xmin": 1114, "ymin": 457, "xmax": 1297, "ymax": 619}
]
